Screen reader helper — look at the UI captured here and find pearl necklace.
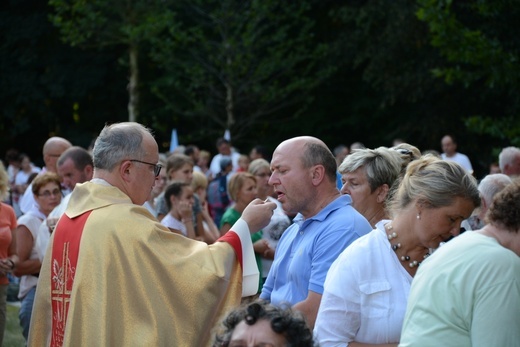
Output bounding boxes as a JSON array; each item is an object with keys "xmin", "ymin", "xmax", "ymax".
[{"xmin": 386, "ymin": 224, "xmax": 430, "ymax": 268}]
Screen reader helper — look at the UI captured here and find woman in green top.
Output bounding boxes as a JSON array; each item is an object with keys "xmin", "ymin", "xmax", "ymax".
[{"xmin": 220, "ymin": 172, "xmax": 269, "ymax": 294}]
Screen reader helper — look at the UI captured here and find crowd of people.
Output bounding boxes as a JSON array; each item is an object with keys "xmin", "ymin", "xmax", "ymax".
[{"xmin": 0, "ymin": 125, "xmax": 519, "ymax": 346}]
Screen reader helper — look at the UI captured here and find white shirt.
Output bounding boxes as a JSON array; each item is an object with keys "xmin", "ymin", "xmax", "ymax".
[
  {"xmin": 314, "ymin": 220, "xmax": 412, "ymax": 346},
  {"xmin": 160, "ymin": 213, "xmax": 187, "ymax": 236},
  {"xmin": 209, "ymin": 151, "xmax": 241, "ymax": 177},
  {"xmin": 441, "ymin": 152, "xmax": 473, "ymax": 174},
  {"xmin": 17, "ymin": 211, "xmax": 44, "ymax": 298}
]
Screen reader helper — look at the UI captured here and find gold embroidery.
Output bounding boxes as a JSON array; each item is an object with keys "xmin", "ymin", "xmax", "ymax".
[{"xmin": 51, "ymin": 242, "xmax": 76, "ymax": 346}]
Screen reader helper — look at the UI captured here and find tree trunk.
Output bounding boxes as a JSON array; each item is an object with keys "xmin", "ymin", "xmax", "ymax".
[
  {"xmin": 128, "ymin": 44, "xmax": 139, "ymax": 122},
  {"xmin": 225, "ymin": 80, "xmax": 234, "ymax": 130}
]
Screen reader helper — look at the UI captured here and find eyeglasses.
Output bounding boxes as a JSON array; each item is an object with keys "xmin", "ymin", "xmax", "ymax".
[
  {"xmin": 129, "ymin": 159, "xmax": 163, "ymax": 177},
  {"xmin": 38, "ymin": 188, "xmax": 62, "ymax": 198}
]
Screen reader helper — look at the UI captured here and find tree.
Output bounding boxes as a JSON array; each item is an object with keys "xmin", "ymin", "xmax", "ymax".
[
  {"xmin": 0, "ymin": 0, "xmax": 127, "ymax": 159},
  {"xmin": 417, "ymin": 0, "xmax": 520, "ymax": 146},
  {"xmin": 48, "ymin": 0, "xmax": 176, "ymax": 122},
  {"xmin": 325, "ymin": 0, "xmax": 470, "ymax": 149},
  {"xmin": 149, "ymin": 0, "xmax": 334, "ymax": 141}
]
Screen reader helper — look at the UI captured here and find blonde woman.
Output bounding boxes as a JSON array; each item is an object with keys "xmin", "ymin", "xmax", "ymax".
[
  {"xmin": 315, "ymin": 155, "xmax": 480, "ymax": 347},
  {"xmin": 191, "ymin": 171, "xmax": 220, "ymax": 243},
  {"xmin": 220, "ymin": 172, "xmax": 265, "ymax": 294}
]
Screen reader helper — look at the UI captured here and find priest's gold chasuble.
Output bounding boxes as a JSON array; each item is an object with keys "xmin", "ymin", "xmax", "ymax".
[{"xmin": 29, "ymin": 181, "xmax": 256, "ymax": 347}]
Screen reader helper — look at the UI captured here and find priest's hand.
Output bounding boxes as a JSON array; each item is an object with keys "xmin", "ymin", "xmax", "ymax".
[{"xmin": 241, "ymin": 198, "xmax": 276, "ymax": 234}]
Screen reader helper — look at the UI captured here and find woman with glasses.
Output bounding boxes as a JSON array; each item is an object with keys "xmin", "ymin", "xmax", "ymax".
[{"xmin": 14, "ymin": 172, "xmax": 62, "ymax": 342}]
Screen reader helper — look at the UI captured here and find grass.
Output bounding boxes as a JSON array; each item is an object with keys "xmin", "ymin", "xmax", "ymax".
[{"xmin": 3, "ymin": 303, "xmax": 25, "ymax": 347}]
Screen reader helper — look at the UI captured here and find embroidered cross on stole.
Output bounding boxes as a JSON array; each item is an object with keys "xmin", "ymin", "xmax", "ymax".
[{"xmin": 50, "ymin": 211, "xmax": 91, "ymax": 347}]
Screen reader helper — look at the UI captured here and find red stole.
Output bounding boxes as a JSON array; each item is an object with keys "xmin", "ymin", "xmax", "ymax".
[
  {"xmin": 50, "ymin": 211, "xmax": 91, "ymax": 347},
  {"xmin": 218, "ymin": 232, "xmax": 243, "ymax": 268}
]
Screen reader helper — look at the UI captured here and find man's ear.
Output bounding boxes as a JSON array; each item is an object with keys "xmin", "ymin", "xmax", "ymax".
[
  {"xmin": 120, "ymin": 160, "xmax": 133, "ymax": 183},
  {"xmin": 311, "ymin": 165, "xmax": 326, "ymax": 186},
  {"xmin": 85, "ymin": 165, "xmax": 94, "ymax": 179}
]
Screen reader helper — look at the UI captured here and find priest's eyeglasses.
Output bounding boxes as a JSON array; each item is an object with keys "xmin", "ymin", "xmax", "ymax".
[{"xmin": 129, "ymin": 159, "xmax": 162, "ymax": 177}]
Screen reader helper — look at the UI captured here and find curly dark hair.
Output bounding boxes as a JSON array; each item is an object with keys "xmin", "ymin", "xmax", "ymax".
[
  {"xmin": 486, "ymin": 180, "xmax": 520, "ymax": 232},
  {"xmin": 212, "ymin": 300, "xmax": 317, "ymax": 347}
]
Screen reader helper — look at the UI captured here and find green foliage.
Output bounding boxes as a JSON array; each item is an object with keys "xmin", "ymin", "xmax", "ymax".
[
  {"xmin": 417, "ymin": 0, "xmax": 520, "ymax": 88},
  {"xmin": 48, "ymin": 0, "xmax": 176, "ymax": 48},
  {"xmin": 0, "ymin": 0, "xmax": 128, "ymax": 157},
  {"xmin": 465, "ymin": 116, "xmax": 520, "ymax": 146},
  {"xmin": 417, "ymin": 0, "xmax": 520, "ymax": 147},
  {"xmin": 332, "ymin": 0, "xmax": 441, "ymax": 107},
  {"xmin": 149, "ymin": 0, "xmax": 334, "ymax": 140}
]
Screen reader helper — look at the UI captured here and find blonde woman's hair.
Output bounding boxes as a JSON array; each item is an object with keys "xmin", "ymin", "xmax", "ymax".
[
  {"xmin": 248, "ymin": 158, "xmax": 270, "ymax": 175},
  {"xmin": 191, "ymin": 171, "xmax": 208, "ymax": 191},
  {"xmin": 228, "ymin": 172, "xmax": 256, "ymax": 202},
  {"xmin": 388, "ymin": 154, "xmax": 480, "ymax": 217}
]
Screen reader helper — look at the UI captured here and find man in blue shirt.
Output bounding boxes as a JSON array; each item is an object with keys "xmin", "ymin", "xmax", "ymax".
[{"xmin": 260, "ymin": 136, "xmax": 372, "ymax": 329}]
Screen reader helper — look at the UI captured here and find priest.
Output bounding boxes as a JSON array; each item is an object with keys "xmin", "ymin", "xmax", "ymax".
[{"xmin": 29, "ymin": 122, "xmax": 276, "ymax": 347}]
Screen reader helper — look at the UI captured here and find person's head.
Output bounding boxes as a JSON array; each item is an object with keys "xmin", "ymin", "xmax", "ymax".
[
  {"xmin": 339, "ymin": 147, "xmax": 403, "ymax": 225},
  {"xmin": 220, "ymin": 157, "xmax": 233, "ymax": 175},
  {"xmin": 333, "ymin": 144, "xmax": 349, "ymax": 166},
  {"xmin": 391, "ymin": 143, "xmax": 422, "ymax": 172},
  {"xmin": 489, "ymin": 162, "xmax": 501, "ymax": 174},
  {"xmin": 389, "ymin": 154, "xmax": 480, "ymax": 248},
  {"xmin": 92, "ymin": 122, "xmax": 161, "ymax": 205},
  {"xmin": 249, "ymin": 145, "xmax": 270, "ymax": 162},
  {"xmin": 238, "ymin": 154, "xmax": 250, "ymax": 171},
  {"xmin": 184, "ymin": 145, "xmax": 200, "ymax": 163},
  {"xmin": 248, "ymin": 159, "xmax": 272, "ymax": 200},
  {"xmin": 19, "ymin": 153, "xmax": 33, "ymax": 171},
  {"xmin": 151, "ymin": 159, "xmax": 168, "ymax": 198},
  {"xmin": 31, "ymin": 171, "xmax": 62, "ymax": 216},
  {"xmin": 164, "ymin": 181, "xmax": 194, "ymax": 212},
  {"xmin": 485, "ymin": 181, "xmax": 520, "ymax": 254},
  {"xmin": 350, "ymin": 141, "xmax": 365, "ymax": 152},
  {"xmin": 57, "ymin": 146, "xmax": 94, "ymax": 191},
  {"xmin": 166, "ymin": 154, "xmax": 194, "ymax": 183},
  {"xmin": 212, "ymin": 300, "xmax": 316, "ymax": 347},
  {"xmin": 228, "ymin": 172, "xmax": 257, "ymax": 204},
  {"xmin": 42, "ymin": 136, "xmax": 73, "ymax": 173},
  {"xmin": 191, "ymin": 170, "xmax": 209, "ymax": 201},
  {"xmin": 498, "ymin": 146, "xmax": 520, "ymax": 177},
  {"xmin": 5, "ymin": 148, "xmax": 20, "ymax": 167},
  {"xmin": 216, "ymin": 138, "xmax": 232, "ymax": 156},
  {"xmin": 198, "ymin": 150, "xmax": 211, "ymax": 168},
  {"xmin": 269, "ymin": 136, "xmax": 337, "ymax": 218},
  {"xmin": 477, "ymin": 173, "xmax": 512, "ymax": 221},
  {"xmin": 441, "ymin": 134, "xmax": 457, "ymax": 156},
  {"xmin": 0, "ymin": 161, "xmax": 9, "ymax": 200}
]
